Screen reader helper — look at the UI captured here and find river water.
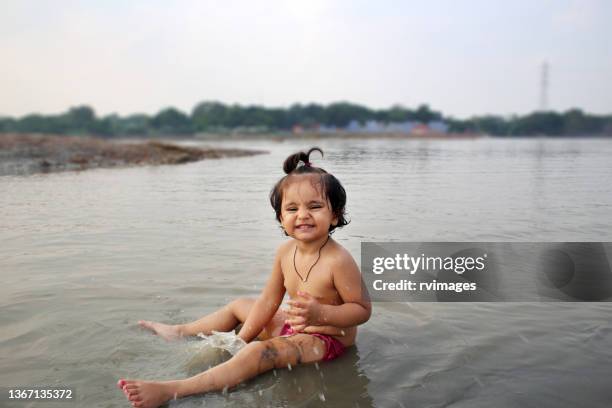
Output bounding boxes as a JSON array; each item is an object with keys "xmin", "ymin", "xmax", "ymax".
[{"xmin": 1, "ymin": 137, "xmax": 612, "ymax": 407}]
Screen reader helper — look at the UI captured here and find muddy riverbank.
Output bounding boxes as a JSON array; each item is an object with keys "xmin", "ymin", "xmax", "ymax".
[{"xmin": 0, "ymin": 133, "xmax": 265, "ymax": 176}]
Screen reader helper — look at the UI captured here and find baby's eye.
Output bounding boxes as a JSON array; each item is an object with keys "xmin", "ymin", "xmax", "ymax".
[
  {"xmin": 310, "ymin": 205, "xmax": 322, "ymax": 209},
  {"xmin": 286, "ymin": 207, "xmax": 297, "ymax": 212}
]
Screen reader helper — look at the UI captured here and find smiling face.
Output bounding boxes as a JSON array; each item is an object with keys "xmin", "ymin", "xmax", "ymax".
[{"xmin": 280, "ymin": 176, "xmax": 338, "ymax": 242}]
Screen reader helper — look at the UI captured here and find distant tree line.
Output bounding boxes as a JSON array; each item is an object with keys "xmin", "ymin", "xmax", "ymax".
[
  {"xmin": 1, "ymin": 102, "xmax": 610, "ymax": 137},
  {"xmin": 447, "ymin": 109, "xmax": 612, "ymax": 136}
]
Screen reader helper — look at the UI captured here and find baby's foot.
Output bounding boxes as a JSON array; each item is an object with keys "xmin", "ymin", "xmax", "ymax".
[
  {"xmin": 117, "ymin": 379, "xmax": 177, "ymax": 408},
  {"xmin": 138, "ymin": 320, "xmax": 182, "ymax": 341}
]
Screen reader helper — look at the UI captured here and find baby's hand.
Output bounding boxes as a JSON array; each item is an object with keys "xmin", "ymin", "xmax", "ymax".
[{"xmin": 285, "ymin": 291, "xmax": 323, "ymax": 332}]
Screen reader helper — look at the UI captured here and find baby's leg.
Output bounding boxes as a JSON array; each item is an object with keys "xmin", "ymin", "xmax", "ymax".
[
  {"xmin": 179, "ymin": 297, "xmax": 256, "ymax": 336},
  {"xmin": 119, "ymin": 334, "xmax": 326, "ymax": 408},
  {"xmin": 139, "ymin": 297, "xmax": 285, "ymax": 340}
]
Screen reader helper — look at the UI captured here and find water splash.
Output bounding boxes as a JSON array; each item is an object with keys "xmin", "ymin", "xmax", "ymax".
[{"xmin": 194, "ymin": 331, "xmax": 246, "ymax": 356}]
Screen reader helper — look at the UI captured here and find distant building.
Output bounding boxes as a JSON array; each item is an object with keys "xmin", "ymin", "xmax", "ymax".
[
  {"xmin": 318, "ymin": 125, "xmax": 339, "ymax": 133},
  {"xmin": 428, "ymin": 120, "xmax": 449, "ymax": 133},
  {"xmin": 293, "ymin": 119, "xmax": 448, "ymax": 135},
  {"xmin": 387, "ymin": 121, "xmax": 414, "ymax": 133},
  {"xmin": 342, "ymin": 120, "xmax": 446, "ymax": 134},
  {"xmin": 411, "ymin": 123, "xmax": 429, "ymax": 135},
  {"xmin": 347, "ymin": 120, "xmax": 361, "ymax": 132}
]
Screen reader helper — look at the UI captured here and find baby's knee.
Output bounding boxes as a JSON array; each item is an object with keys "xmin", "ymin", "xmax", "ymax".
[
  {"xmin": 229, "ymin": 297, "xmax": 255, "ymax": 309},
  {"xmin": 238, "ymin": 339, "xmax": 301, "ymax": 372},
  {"xmin": 227, "ymin": 297, "xmax": 256, "ymax": 316},
  {"xmin": 234, "ymin": 341, "xmax": 271, "ymax": 371},
  {"xmin": 261, "ymin": 338, "xmax": 301, "ymax": 368}
]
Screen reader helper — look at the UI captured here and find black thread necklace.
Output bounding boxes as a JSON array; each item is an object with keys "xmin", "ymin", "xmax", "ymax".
[{"xmin": 293, "ymin": 235, "xmax": 330, "ymax": 283}]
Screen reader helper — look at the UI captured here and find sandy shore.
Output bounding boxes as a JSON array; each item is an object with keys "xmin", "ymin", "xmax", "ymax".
[{"xmin": 0, "ymin": 133, "xmax": 265, "ymax": 176}]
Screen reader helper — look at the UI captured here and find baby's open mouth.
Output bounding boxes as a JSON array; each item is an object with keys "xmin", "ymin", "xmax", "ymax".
[{"xmin": 296, "ymin": 224, "xmax": 314, "ymax": 229}]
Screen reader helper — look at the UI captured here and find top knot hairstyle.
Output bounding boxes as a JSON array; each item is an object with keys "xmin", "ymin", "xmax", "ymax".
[{"xmin": 270, "ymin": 147, "xmax": 349, "ymax": 234}]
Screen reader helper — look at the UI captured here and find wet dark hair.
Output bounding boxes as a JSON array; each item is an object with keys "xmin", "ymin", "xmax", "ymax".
[{"xmin": 270, "ymin": 147, "xmax": 349, "ymax": 235}]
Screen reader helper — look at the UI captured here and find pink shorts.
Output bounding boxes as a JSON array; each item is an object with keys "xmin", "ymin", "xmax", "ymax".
[{"xmin": 279, "ymin": 323, "xmax": 345, "ymax": 361}]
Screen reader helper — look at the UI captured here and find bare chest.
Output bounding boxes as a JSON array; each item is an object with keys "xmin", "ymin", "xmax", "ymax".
[{"xmin": 280, "ymin": 255, "xmax": 340, "ymax": 304}]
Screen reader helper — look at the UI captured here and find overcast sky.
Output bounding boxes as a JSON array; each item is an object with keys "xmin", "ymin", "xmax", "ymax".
[{"xmin": 1, "ymin": 0, "xmax": 611, "ymax": 118}]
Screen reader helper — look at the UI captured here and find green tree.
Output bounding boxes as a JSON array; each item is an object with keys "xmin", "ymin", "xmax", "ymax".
[
  {"xmin": 413, "ymin": 104, "xmax": 442, "ymax": 123},
  {"xmin": 470, "ymin": 115, "xmax": 509, "ymax": 135},
  {"xmin": 562, "ymin": 109, "xmax": 604, "ymax": 136},
  {"xmin": 117, "ymin": 114, "xmax": 150, "ymax": 136},
  {"xmin": 66, "ymin": 105, "xmax": 96, "ymax": 131},
  {"xmin": 150, "ymin": 108, "xmax": 193, "ymax": 135},
  {"xmin": 191, "ymin": 101, "xmax": 229, "ymax": 130},
  {"xmin": 0, "ymin": 117, "xmax": 16, "ymax": 132},
  {"xmin": 324, "ymin": 102, "xmax": 373, "ymax": 127},
  {"xmin": 515, "ymin": 112, "xmax": 564, "ymax": 135},
  {"xmin": 377, "ymin": 105, "xmax": 414, "ymax": 123}
]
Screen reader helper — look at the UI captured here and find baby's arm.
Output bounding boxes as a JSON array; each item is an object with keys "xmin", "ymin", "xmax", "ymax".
[
  {"xmin": 288, "ymin": 253, "xmax": 371, "ymax": 330},
  {"xmin": 237, "ymin": 249, "xmax": 285, "ymax": 343},
  {"xmin": 319, "ymin": 253, "xmax": 371, "ymax": 327}
]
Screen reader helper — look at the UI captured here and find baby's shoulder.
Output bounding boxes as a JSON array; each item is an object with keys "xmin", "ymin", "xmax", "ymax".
[
  {"xmin": 275, "ymin": 240, "xmax": 294, "ymax": 259},
  {"xmin": 326, "ymin": 240, "xmax": 358, "ymax": 269}
]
